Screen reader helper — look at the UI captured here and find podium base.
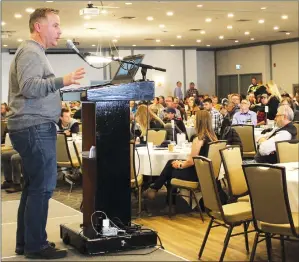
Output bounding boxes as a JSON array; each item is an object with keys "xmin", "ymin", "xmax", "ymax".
[{"xmin": 60, "ymin": 223, "xmax": 158, "ymax": 255}]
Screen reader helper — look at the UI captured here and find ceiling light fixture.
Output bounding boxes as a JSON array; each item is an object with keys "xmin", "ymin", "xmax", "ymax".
[
  {"xmin": 17, "ymin": 39, "xmax": 23, "ymax": 42},
  {"xmin": 286, "ymin": 32, "xmax": 291, "ymax": 35},
  {"xmin": 132, "ymin": 44, "xmax": 136, "ymax": 46},
  {"xmin": 92, "ymin": 44, "xmax": 96, "ymax": 47},
  {"xmin": 1, "ymin": 21, "xmax": 6, "ymax": 26},
  {"xmin": 250, "ymin": 38, "xmax": 255, "ymax": 40},
  {"xmin": 205, "ymin": 18, "xmax": 212, "ymax": 22},
  {"xmin": 170, "ymin": 44, "xmax": 175, "ymax": 47},
  {"xmin": 159, "ymin": 24, "xmax": 165, "ymax": 28},
  {"xmin": 281, "ymin": 15, "xmax": 288, "ymax": 19},
  {"xmin": 244, "ymin": 31, "xmax": 250, "ymax": 35},
  {"xmin": 46, "ymin": 1, "xmax": 54, "ymax": 2},
  {"xmin": 14, "ymin": 13, "xmax": 22, "ymax": 18},
  {"xmin": 156, "ymin": 39, "xmax": 161, "ymax": 42},
  {"xmin": 197, "ymin": 4, "xmax": 203, "ymax": 8},
  {"xmin": 166, "ymin": 11, "xmax": 174, "ymax": 16},
  {"xmin": 227, "ymin": 13, "xmax": 234, "ymax": 18},
  {"xmin": 258, "ymin": 19, "xmax": 265, "ymax": 23},
  {"xmin": 125, "ymin": 2, "xmax": 132, "ymax": 5},
  {"xmin": 25, "ymin": 8, "xmax": 35, "ymax": 13},
  {"xmin": 261, "ymin": 7, "xmax": 267, "ymax": 10},
  {"xmin": 273, "ymin": 26, "xmax": 279, "ymax": 30},
  {"xmin": 235, "ymin": 40, "xmax": 239, "ymax": 43},
  {"xmin": 3, "ymin": 44, "xmax": 8, "ymax": 47},
  {"xmin": 227, "ymin": 25, "xmax": 233, "ymax": 29},
  {"xmin": 196, "ymin": 39, "xmax": 202, "ymax": 42},
  {"xmin": 177, "ymin": 35, "xmax": 182, "ymax": 38},
  {"xmin": 206, "ymin": 45, "xmax": 210, "ymax": 47},
  {"xmin": 200, "ymin": 30, "xmax": 206, "ymax": 34},
  {"xmin": 219, "ymin": 35, "xmax": 224, "ymax": 39},
  {"xmin": 147, "ymin": 16, "xmax": 154, "ymax": 21}
]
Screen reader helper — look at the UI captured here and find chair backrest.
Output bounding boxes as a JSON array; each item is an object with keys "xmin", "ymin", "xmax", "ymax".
[
  {"xmin": 220, "ymin": 146, "xmax": 248, "ymax": 197},
  {"xmin": 147, "ymin": 129, "xmax": 167, "ymax": 146},
  {"xmin": 207, "ymin": 140, "xmax": 227, "ymax": 178},
  {"xmin": 73, "ymin": 140, "xmax": 82, "ymax": 167},
  {"xmin": 231, "ymin": 125, "xmax": 256, "ymax": 154},
  {"xmin": 193, "ymin": 156, "xmax": 224, "ymax": 216},
  {"xmin": 56, "ymin": 133, "xmax": 73, "ymax": 166},
  {"xmin": 242, "ymin": 164, "xmax": 297, "ymax": 235},
  {"xmin": 293, "ymin": 122, "xmax": 299, "ymax": 140},
  {"xmin": 276, "ymin": 140, "xmax": 299, "ymax": 163}
]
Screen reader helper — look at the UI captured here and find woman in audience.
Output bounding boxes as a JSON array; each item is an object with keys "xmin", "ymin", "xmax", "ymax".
[
  {"xmin": 211, "ymin": 95, "xmax": 221, "ymax": 111},
  {"xmin": 256, "ymin": 94, "xmax": 268, "ymax": 126},
  {"xmin": 144, "ymin": 110, "xmax": 227, "ymax": 205},
  {"xmin": 265, "ymin": 80, "xmax": 281, "ymax": 120},
  {"xmin": 134, "ymin": 104, "xmax": 165, "ymax": 142},
  {"xmin": 186, "ymin": 97, "xmax": 200, "ymax": 117},
  {"xmin": 280, "ymin": 97, "xmax": 299, "ymax": 121},
  {"xmin": 1, "ymin": 103, "xmax": 10, "ymax": 120}
]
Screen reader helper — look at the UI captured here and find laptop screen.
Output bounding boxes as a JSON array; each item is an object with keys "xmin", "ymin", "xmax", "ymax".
[{"xmin": 112, "ymin": 54, "xmax": 144, "ymax": 83}]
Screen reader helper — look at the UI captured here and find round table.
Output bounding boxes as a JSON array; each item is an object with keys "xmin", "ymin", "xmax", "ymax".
[{"xmin": 135, "ymin": 146, "xmax": 191, "ymax": 176}]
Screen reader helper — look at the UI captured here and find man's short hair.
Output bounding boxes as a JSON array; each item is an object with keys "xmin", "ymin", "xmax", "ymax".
[
  {"xmin": 159, "ymin": 95, "xmax": 165, "ymax": 99},
  {"xmin": 61, "ymin": 108, "xmax": 70, "ymax": 117},
  {"xmin": 190, "ymin": 82, "xmax": 195, "ymax": 85},
  {"xmin": 252, "ymin": 77, "xmax": 256, "ymax": 80},
  {"xmin": 203, "ymin": 98, "xmax": 212, "ymax": 104},
  {"xmin": 29, "ymin": 8, "xmax": 59, "ymax": 33},
  {"xmin": 176, "ymin": 81, "xmax": 181, "ymax": 85},
  {"xmin": 241, "ymin": 99, "xmax": 250, "ymax": 105},
  {"xmin": 166, "ymin": 96, "xmax": 174, "ymax": 102},
  {"xmin": 277, "ymin": 105, "xmax": 294, "ymax": 121}
]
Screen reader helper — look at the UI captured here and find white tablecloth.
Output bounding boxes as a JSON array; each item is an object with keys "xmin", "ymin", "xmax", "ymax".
[
  {"xmin": 135, "ymin": 147, "xmax": 191, "ymax": 176},
  {"xmin": 275, "ymin": 162, "xmax": 299, "ymax": 213}
]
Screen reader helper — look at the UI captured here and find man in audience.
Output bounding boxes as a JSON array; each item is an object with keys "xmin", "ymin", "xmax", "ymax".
[
  {"xmin": 160, "ymin": 96, "xmax": 182, "ymax": 119},
  {"xmin": 159, "ymin": 96, "xmax": 167, "ymax": 107},
  {"xmin": 150, "ymin": 97, "xmax": 164, "ymax": 114},
  {"xmin": 229, "ymin": 93, "xmax": 240, "ymax": 118},
  {"xmin": 7, "ymin": 8, "xmax": 85, "ymax": 259},
  {"xmin": 174, "ymin": 97, "xmax": 187, "ymax": 120},
  {"xmin": 57, "ymin": 108, "xmax": 79, "ymax": 136},
  {"xmin": 255, "ymin": 105, "xmax": 297, "ymax": 163},
  {"xmin": 256, "ymin": 94, "xmax": 268, "ymax": 126},
  {"xmin": 203, "ymin": 98, "xmax": 223, "ymax": 137},
  {"xmin": 232, "ymin": 99, "xmax": 257, "ymax": 125},
  {"xmin": 247, "ymin": 77, "xmax": 258, "ymax": 94},
  {"xmin": 173, "ymin": 81, "xmax": 183, "ymax": 100},
  {"xmin": 186, "ymin": 82, "xmax": 199, "ymax": 99},
  {"xmin": 1, "ymin": 149, "xmax": 22, "ymax": 193},
  {"xmin": 164, "ymin": 108, "xmax": 187, "ymax": 141},
  {"xmin": 1, "ymin": 103, "xmax": 10, "ymax": 120}
]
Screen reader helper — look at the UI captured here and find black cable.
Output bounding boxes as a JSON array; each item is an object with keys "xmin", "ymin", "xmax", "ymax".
[{"xmin": 146, "ymin": 102, "xmax": 153, "ymax": 183}]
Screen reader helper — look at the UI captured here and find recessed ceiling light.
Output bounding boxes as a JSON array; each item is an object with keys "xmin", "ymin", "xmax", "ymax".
[
  {"xmin": 25, "ymin": 8, "xmax": 35, "ymax": 13},
  {"xmin": 91, "ymin": 44, "xmax": 96, "ymax": 47},
  {"xmin": 235, "ymin": 40, "xmax": 239, "ymax": 43},
  {"xmin": 227, "ymin": 25, "xmax": 233, "ymax": 29},
  {"xmin": 166, "ymin": 11, "xmax": 174, "ymax": 16},
  {"xmin": 1, "ymin": 21, "xmax": 6, "ymax": 26},
  {"xmin": 3, "ymin": 44, "xmax": 8, "ymax": 47},
  {"xmin": 196, "ymin": 39, "xmax": 202, "ymax": 43},
  {"xmin": 14, "ymin": 13, "xmax": 22, "ymax": 19},
  {"xmin": 197, "ymin": 4, "xmax": 203, "ymax": 8},
  {"xmin": 132, "ymin": 44, "xmax": 136, "ymax": 46},
  {"xmin": 258, "ymin": 19, "xmax": 265, "ymax": 24},
  {"xmin": 156, "ymin": 39, "xmax": 161, "ymax": 42},
  {"xmin": 281, "ymin": 15, "xmax": 288, "ymax": 19},
  {"xmin": 147, "ymin": 16, "xmax": 154, "ymax": 21},
  {"xmin": 177, "ymin": 35, "xmax": 182, "ymax": 39},
  {"xmin": 273, "ymin": 26, "xmax": 279, "ymax": 30},
  {"xmin": 170, "ymin": 44, "xmax": 175, "ymax": 47},
  {"xmin": 17, "ymin": 39, "xmax": 23, "ymax": 42},
  {"xmin": 219, "ymin": 35, "xmax": 224, "ymax": 39},
  {"xmin": 250, "ymin": 38, "xmax": 255, "ymax": 41},
  {"xmin": 84, "ymin": 15, "xmax": 91, "ymax": 20},
  {"xmin": 261, "ymin": 7, "xmax": 267, "ymax": 10},
  {"xmin": 206, "ymin": 45, "xmax": 210, "ymax": 47},
  {"xmin": 244, "ymin": 31, "xmax": 250, "ymax": 35},
  {"xmin": 159, "ymin": 24, "xmax": 165, "ymax": 28},
  {"xmin": 227, "ymin": 13, "xmax": 234, "ymax": 18},
  {"xmin": 205, "ymin": 18, "xmax": 212, "ymax": 22},
  {"xmin": 46, "ymin": 1, "xmax": 54, "ymax": 2},
  {"xmin": 112, "ymin": 39, "xmax": 118, "ymax": 43},
  {"xmin": 286, "ymin": 32, "xmax": 291, "ymax": 35},
  {"xmin": 125, "ymin": 2, "xmax": 132, "ymax": 5},
  {"xmin": 200, "ymin": 30, "xmax": 206, "ymax": 34}
]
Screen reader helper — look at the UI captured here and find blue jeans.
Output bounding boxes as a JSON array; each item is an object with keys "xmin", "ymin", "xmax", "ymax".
[{"xmin": 9, "ymin": 122, "xmax": 57, "ymax": 253}]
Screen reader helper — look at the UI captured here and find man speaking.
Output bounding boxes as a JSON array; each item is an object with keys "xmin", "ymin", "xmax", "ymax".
[{"xmin": 7, "ymin": 8, "xmax": 85, "ymax": 259}]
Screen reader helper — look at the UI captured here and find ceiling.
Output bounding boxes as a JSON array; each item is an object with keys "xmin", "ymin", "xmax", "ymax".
[{"xmin": 1, "ymin": 0, "xmax": 298, "ymax": 49}]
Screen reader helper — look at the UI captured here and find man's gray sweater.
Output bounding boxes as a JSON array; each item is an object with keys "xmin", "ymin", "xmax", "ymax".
[{"xmin": 7, "ymin": 40, "xmax": 64, "ymax": 130}]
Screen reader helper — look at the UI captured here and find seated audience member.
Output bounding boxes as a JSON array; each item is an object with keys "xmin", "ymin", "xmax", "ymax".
[
  {"xmin": 186, "ymin": 97, "xmax": 200, "ymax": 117},
  {"xmin": 56, "ymin": 108, "xmax": 79, "ymax": 136},
  {"xmin": 294, "ymin": 93, "xmax": 299, "ymax": 111},
  {"xmin": 1, "ymin": 149, "xmax": 22, "ymax": 193},
  {"xmin": 280, "ymin": 97, "xmax": 299, "ymax": 121},
  {"xmin": 73, "ymin": 108, "xmax": 81, "ymax": 120},
  {"xmin": 163, "ymin": 108, "xmax": 187, "ymax": 141},
  {"xmin": 256, "ymin": 94, "xmax": 268, "ymax": 126},
  {"xmin": 247, "ymin": 92, "xmax": 257, "ymax": 111},
  {"xmin": 159, "ymin": 96, "xmax": 182, "ymax": 119},
  {"xmin": 203, "ymin": 98, "xmax": 223, "ymax": 137},
  {"xmin": 1, "ymin": 103, "xmax": 10, "ymax": 120},
  {"xmin": 130, "ymin": 100, "xmax": 137, "ymax": 115},
  {"xmin": 265, "ymin": 80, "xmax": 281, "ymax": 120},
  {"xmin": 232, "ymin": 99, "xmax": 257, "ymax": 125},
  {"xmin": 150, "ymin": 97, "xmax": 164, "ymax": 114},
  {"xmin": 211, "ymin": 96, "xmax": 221, "ymax": 111},
  {"xmin": 134, "ymin": 105, "xmax": 165, "ymax": 143},
  {"xmin": 143, "ymin": 110, "xmax": 227, "ymax": 205},
  {"xmin": 229, "ymin": 93, "xmax": 240, "ymax": 118},
  {"xmin": 219, "ymin": 102, "xmax": 231, "ymax": 137},
  {"xmin": 254, "ymin": 80, "xmax": 267, "ymax": 98},
  {"xmin": 255, "ymin": 105, "xmax": 297, "ymax": 164},
  {"xmin": 159, "ymin": 96, "xmax": 167, "ymax": 107},
  {"xmin": 61, "ymin": 102, "xmax": 70, "ymax": 110},
  {"xmin": 174, "ymin": 97, "xmax": 187, "ymax": 121}
]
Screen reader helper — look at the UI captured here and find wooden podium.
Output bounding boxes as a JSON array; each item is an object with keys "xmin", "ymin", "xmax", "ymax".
[{"xmin": 60, "ymin": 81, "xmax": 157, "ymax": 254}]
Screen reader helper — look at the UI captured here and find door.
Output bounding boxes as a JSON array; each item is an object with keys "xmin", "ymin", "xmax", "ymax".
[
  {"xmin": 217, "ymin": 75, "xmax": 238, "ymax": 99},
  {"xmin": 239, "ymin": 73, "xmax": 263, "ymax": 95}
]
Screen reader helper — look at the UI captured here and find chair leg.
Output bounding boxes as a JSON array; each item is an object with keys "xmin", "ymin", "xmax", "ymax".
[
  {"xmin": 250, "ymin": 232, "xmax": 259, "ymax": 262},
  {"xmin": 219, "ymin": 226, "xmax": 233, "ymax": 262},
  {"xmin": 189, "ymin": 190, "xmax": 192, "ymax": 207},
  {"xmin": 280, "ymin": 235, "xmax": 286, "ymax": 262},
  {"xmin": 243, "ymin": 222, "xmax": 250, "ymax": 253},
  {"xmin": 138, "ymin": 186, "xmax": 142, "ymax": 215},
  {"xmin": 198, "ymin": 218, "xmax": 213, "ymax": 259},
  {"xmin": 168, "ymin": 184, "xmax": 173, "ymax": 218},
  {"xmin": 191, "ymin": 190, "xmax": 204, "ymax": 222},
  {"xmin": 265, "ymin": 233, "xmax": 272, "ymax": 262}
]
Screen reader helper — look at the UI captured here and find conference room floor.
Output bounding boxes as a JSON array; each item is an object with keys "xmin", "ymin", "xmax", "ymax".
[{"xmin": 2, "ymin": 180, "xmax": 299, "ymax": 261}]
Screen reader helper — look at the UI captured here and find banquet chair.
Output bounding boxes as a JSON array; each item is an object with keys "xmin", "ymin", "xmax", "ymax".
[
  {"xmin": 194, "ymin": 156, "xmax": 253, "ymax": 262},
  {"xmin": 276, "ymin": 140, "xmax": 299, "ymax": 163},
  {"xmin": 292, "ymin": 122, "xmax": 299, "ymax": 139},
  {"xmin": 231, "ymin": 125, "xmax": 256, "ymax": 158},
  {"xmin": 242, "ymin": 164, "xmax": 299, "ymax": 262},
  {"xmin": 56, "ymin": 133, "xmax": 81, "ymax": 192},
  {"xmin": 220, "ymin": 146, "xmax": 249, "ymax": 203},
  {"xmin": 130, "ymin": 140, "xmax": 143, "ymax": 215},
  {"xmin": 147, "ymin": 129, "xmax": 167, "ymax": 146}
]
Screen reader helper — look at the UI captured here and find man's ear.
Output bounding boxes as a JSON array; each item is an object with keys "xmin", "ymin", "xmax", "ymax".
[{"xmin": 34, "ymin": 22, "xmax": 42, "ymax": 33}]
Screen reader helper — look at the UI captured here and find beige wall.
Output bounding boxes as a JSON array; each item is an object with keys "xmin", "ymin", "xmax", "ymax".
[{"xmin": 272, "ymin": 42, "xmax": 299, "ymax": 95}]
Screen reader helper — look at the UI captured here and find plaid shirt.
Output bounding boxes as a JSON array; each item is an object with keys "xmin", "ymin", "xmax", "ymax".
[{"xmin": 210, "ymin": 108, "xmax": 223, "ymax": 136}]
